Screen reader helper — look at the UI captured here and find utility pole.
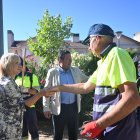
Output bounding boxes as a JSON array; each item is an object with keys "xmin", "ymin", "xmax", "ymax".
[
  {"xmin": 115, "ymin": 31, "xmax": 122, "ymax": 47},
  {"xmin": 0, "ymin": 0, "xmax": 4, "ymax": 57}
]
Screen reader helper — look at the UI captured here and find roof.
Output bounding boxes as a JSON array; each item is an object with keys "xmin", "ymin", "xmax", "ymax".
[
  {"xmin": 121, "ymin": 34, "xmax": 140, "ymax": 46},
  {"xmin": 64, "ymin": 41, "xmax": 88, "ymax": 48},
  {"xmin": 11, "ymin": 40, "xmax": 26, "ymax": 47},
  {"xmin": 9, "ymin": 31, "xmax": 140, "ymax": 49}
]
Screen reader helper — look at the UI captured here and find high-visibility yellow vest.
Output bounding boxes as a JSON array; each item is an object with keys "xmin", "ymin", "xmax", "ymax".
[{"xmin": 15, "ymin": 73, "xmax": 40, "ymax": 108}]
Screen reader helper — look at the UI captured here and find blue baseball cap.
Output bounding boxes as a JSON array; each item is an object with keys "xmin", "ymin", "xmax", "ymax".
[{"xmin": 83, "ymin": 24, "xmax": 115, "ymax": 45}]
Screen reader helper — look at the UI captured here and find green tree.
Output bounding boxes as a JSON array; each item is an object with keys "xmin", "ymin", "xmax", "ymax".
[{"xmin": 27, "ymin": 10, "xmax": 73, "ymax": 65}]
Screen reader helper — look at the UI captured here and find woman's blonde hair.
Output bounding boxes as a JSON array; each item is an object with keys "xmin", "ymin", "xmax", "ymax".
[{"xmin": 0, "ymin": 53, "xmax": 20, "ymax": 77}]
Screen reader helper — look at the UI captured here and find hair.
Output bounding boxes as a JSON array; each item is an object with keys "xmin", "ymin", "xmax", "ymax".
[
  {"xmin": 58, "ymin": 50, "xmax": 71, "ymax": 60},
  {"xmin": 0, "ymin": 53, "xmax": 20, "ymax": 77}
]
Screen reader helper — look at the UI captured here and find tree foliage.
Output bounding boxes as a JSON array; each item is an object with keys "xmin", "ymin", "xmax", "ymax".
[
  {"xmin": 72, "ymin": 52, "xmax": 98, "ymax": 124},
  {"xmin": 72, "ymin": 51, "xmax": 99, "ymax": 76},
  {"xmin": 27, "ymin": 10, "xmax": 73, "ymax": 65}
]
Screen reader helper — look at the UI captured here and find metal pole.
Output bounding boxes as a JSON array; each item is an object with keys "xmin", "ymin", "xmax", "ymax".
[
  {"xmin": 117, "ymin": 38, "xmax": 119, "ymax": 47},
  {"xmin": 118, "ymin": 38, "xmax": 120, "ymax": 47},
  {"xmin": 115, "ymin": 31, "xmax": 122, "ymax": 47},
  {"xmin": 0, "ymin": 0, "xmax": 4, "ymax": 57}
]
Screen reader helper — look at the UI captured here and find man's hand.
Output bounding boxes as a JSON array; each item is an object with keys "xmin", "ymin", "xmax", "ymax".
[
  {"xmin": 40, "ymin": 88, "xmax": 55, "ymax": 97},
  {"xmin": 47, "ymin": 86, "xmax": 60, "ymax": 92},
  {"xmin": 80, "ymin": 121, "xmax": 103, "ymax": 139},
  {"xmin": 44, "ymin": 111, "xmax": 51, "ymax": 119}
]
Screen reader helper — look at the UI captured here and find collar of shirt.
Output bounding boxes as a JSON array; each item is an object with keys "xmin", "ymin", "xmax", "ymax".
[
  {"xmin": 58, "ymin": 66, "xmax": 71, "ymax": 74},
  {"xmin": 100, "ymin": 42, "xmax": 116, "ymax": 58}
]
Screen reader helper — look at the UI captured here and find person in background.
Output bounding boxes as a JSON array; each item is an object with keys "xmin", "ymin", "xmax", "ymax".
[
  {"xmin": 0, "ymin": 53, "xmax": 53, "ymax": 140},
  {"xmin": 43, "ymin": 50, "xmax": 88, "ymax": 140},
  {"xmin": 15, "ymin": 57, "xmax": 40, "ymax": 140},
  {"xmin": 133, "ymin": 55, "xmax": 140, "ymax": 122},
  {"xmin": 46, "ymin": 24, "xmax": 140, "ymax": 140},
  {"xmin": 136, "ymin": 83, "xmax": 140, "ymax": 122}
]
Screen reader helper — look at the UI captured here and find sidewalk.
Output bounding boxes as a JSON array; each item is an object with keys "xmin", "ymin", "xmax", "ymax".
[
  {"xmin": 29, "ymin": 133, "xmax": 83, "ymax": 140},
  {"xmin": 28, "ymin": 120, "xmax": 84, "ymax": 140},
  {"xmin": 28, "ymin": 131, "xmax": 84, "ymax": 140}
]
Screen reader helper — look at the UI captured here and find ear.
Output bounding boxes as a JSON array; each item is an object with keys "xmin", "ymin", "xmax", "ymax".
[{"xmin": 58, "ymin": 58, "xmax": 63, "ymax": 63}]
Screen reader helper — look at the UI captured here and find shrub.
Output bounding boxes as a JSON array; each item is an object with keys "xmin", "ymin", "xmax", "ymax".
[{"xmin": 72, "ymin": 51, "xmax": 98, "ymax": 124}]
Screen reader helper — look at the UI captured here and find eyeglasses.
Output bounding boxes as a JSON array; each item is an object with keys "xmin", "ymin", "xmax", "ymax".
[
  {"xmin": 90, "ymin": 35, "xmax": 96, "ymax": 40},
  {"xmin": 86, "ymin": 36, "xmax": 97, "ymax": 46},
  {"xmin": 85, "ymin": 36, "xmax": 95, "ymax": 46}
]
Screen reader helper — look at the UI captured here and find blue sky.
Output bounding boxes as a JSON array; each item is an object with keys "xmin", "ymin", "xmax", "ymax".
[{"xmin": 3, "ymin": 0, "xmax": 140, "ymax": 52}]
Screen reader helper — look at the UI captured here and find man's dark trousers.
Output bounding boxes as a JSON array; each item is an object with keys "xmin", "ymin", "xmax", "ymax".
[{"xmin": 52, "ymin": 102, "xmax": 78, "ymax": 140}]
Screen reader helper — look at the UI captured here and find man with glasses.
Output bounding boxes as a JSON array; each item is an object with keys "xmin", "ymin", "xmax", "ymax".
[{"xmin": 47, "ymin": 24, "xmax": 140, "ymax": 140}]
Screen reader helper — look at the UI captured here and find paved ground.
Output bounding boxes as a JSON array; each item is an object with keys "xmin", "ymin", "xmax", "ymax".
[
  {"xmin": 29, "ymin": 134, "xmax": 84, "ymax": 140},
  {"xmin": 28, "ymin": 120, "xmax": 84, "ymax": 140}
]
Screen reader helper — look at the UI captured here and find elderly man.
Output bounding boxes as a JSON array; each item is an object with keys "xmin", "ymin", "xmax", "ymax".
[{"xmin": 47, "ymin": 24, "xmax": 140, "ymax": 140}]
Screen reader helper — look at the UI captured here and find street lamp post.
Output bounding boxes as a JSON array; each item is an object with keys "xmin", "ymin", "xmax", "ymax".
[
  {"xmin": 0, "ymin": 0, "xmax": 4, "ymax": 57},
  {"xmin": 115, "ymin": 31, "xmax": 122, "ymax": 47}
]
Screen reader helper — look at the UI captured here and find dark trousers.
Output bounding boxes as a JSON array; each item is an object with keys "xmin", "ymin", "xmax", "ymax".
[
  {"xmin": 137, "ymin": 107, "xmax": 140, "ymax": 120},
  {"xmin": 22, "ymin": 107, "xmax": 39, "ymax": 139},
  {"xmin": 52, "ymin": 102, "xmax": 78, "ymax": 140}
]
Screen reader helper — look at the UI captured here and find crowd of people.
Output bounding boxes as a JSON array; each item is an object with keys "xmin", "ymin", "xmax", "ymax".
[{"xmin": 0, "ymin": 23, "xmax": 140, "ymax": 140}]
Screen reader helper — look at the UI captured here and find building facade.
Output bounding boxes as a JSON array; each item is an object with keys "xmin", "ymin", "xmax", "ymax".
[{"xmin": 7, "ymin": 30, "xmax": 140, "ymax": 63}]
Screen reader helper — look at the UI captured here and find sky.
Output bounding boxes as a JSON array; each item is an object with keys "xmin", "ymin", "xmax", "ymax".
[{"xmin": 3, "ymin": 0, "xmax": 140, "ymax": 53}]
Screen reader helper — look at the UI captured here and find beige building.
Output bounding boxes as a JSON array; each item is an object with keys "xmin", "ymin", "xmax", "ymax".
[
  {"xmin": 133, "ymin": 32, "xmax": 140, "ymax": 42},
  {"xmin": 7, "ymin": 31, "xmax": 89, "ymax": 63},
  {"xmin": 7, "ymin": 30, "xmax": 140, "ymax": 63}
]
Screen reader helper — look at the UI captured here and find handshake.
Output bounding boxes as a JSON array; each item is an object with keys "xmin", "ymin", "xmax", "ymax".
[
  {"xmin": 19, "ymin": 86, "xmax": 58, "ymax": 97},
  {"xmin": 38, "ymin": 86, "xmax": 59, "ymax": 98}
]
